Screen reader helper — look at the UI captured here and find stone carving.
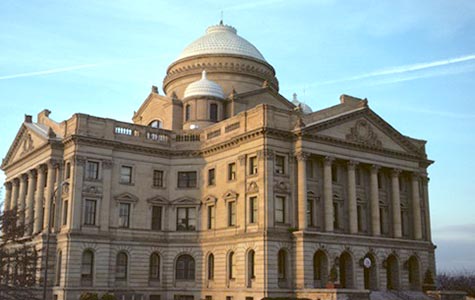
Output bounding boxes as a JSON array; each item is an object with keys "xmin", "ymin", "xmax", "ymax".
[
  {"xmin": 21, "ymin": 133, "xmax": 34, "ymax": 155},
  {"xmin": 257, "ymin": 149, "xmax": 274, "ymax": 160},
  {"xmin": 247, "ymin": 181, "xmax": 259, "ymax": 193},
  {"xmin": 274, "ymin": 181, "xmax": 289, "ymax": 194},
  {"xmin": 346, "ymin": 120, "xmax": 382, "ymax": 148},
  {"xmin": 294, "ymin": 151, "xmax": 310, "ymax": 161},
  {"xmin": 82, "ymin": 185, "xmax": 102, "ymax": 196}
]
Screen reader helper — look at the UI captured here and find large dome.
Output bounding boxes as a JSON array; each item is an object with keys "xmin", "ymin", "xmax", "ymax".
[{"xmin": 176, "ymin": 23, "xmax": 266, "ymax": 62}]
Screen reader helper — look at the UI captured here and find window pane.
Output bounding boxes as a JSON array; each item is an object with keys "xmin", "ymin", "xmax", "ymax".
[
  {"xmin": 275, "ymin": 196, "xmax": 285, "ymax": 223},
  {"xmin": 120, "ymin": 166, "xmax": 132, "ymax": 183},
  {"xmin": 85, "ymin": 200, "xmax": 96, "ymax": 225},
  {"xmin": 228, "ymin": 163, "xmax": 236, "ymax": 180},
  {"xmin": 119, "ymin": 203, "xmax": 130, "ymax": 228},
  {"xmin": 152, "ymin": 206, "xmax": 162, "ymax": 230},
  {"xmin": 153, "ymin": 170, "xmax": 164, "ymax": 187},
  {"xmin": 86, "ymin": 161, "xmax": 99, "ymax": 180}
]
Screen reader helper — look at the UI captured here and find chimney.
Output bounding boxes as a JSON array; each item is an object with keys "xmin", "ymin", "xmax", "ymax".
[{"xmin": 24, "ymin": 115, "xmax": 33, "ymax": 123}]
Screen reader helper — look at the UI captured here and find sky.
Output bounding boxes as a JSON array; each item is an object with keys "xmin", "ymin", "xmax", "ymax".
[{"xmin": 1, "ymin": 0, "xmax": 474, "ymax": 272}]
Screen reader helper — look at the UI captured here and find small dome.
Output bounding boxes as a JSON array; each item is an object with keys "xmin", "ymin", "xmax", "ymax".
[
  {"xmin": 176, "ymin": 23, "xmax": 266, "ymax": 62},
  {"xmin": 292, "ymin": 93, "xmax": 313, "ymax": 114},
  {"xmin": 184, "ymin": 70, "xmax": 225, "ymax": 99}
]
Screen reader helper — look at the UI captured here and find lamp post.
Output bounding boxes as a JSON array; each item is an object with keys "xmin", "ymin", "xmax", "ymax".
[{"xmin": 42, "ymin": 181, "xmax": 68, "ymax": 300}]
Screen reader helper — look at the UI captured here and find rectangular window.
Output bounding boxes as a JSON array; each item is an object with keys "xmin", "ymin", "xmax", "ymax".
[
  {"xmin": 249, "ymin": 156, "xmax": 257, "ymax": 175},
  {"xmin": 84, "ymin": 199, "xmax": 96, "ymax": 225},
  {"xmin": 307, "ymin": 199, "xmax": 313, "ymax": 226},
  {"xmin": 177, "ymin": 171, "xmax": 197, "ymax": 188},
  {"xmin": 119, "ymin": 203, "xmax": 130, "ymax": 228},
  {"xmin": 356, "ymin": 168, "xmax": 361, "ymax": 186},
  {"xmin": 62, "ymin": 200, "xmax": 68, "ymax": 226},
  {"xmin": 208, "ymin": 205, "xmax": 215, "ymax": 229},
  {"xmin": 306, "ymin": 160, "xmax": 314, "ymax": 179},
  {"xmin": 249, "ymin": 196, "xmax": 257, "ymax": 224},
  {"xmin": 176, "ymin": 207, "xmax": 196, "ymax": 231},
  {"xmin": 228, "ymin": 163, "xmax": 236, "ymax": 181},
  {"xmin": 378, "ymin": 173, "xmax": 383, "ymax": 189},
  {"xmin": 210, "ymin": 103, "xmax": 218, "ymax": 122},
  {"xmin": 275, "ymin": 155, "xmax": 285, "ymax": 174},
  {"xmin": 208, "ymin": 168, "xmax": 215, "ymax": 186},
  {"xmin": 65, "ymin": 162, "xmax": 71, "ymax": 179},
  {"xmin": 151, "ymin": 206, "xmax": 162, "ymax": 231},
  {"xmin": 153, "ymin": 170, "xmax": 164, "ymax": 187},
  {"xmin": 275, "ymin": 196, "xmax": 285, "ymax": 223},
  {"xmin": 120, "ymin": 166, "xmax": 133, "ymax": 184},
  {"xmin": 357, "ymin": 205, "xmax": 363, "ymax": 232},
  {"xmin": 86, "ymin": 161, "xmax": 99, "ymax": 180},
  {"xmin": 331, "ymin": 164, "xmax": 338, "ymax": 182},
  {"xmin": 228, "ymin": 201, "xmax": 236, "ymax": 226},
  {"xmin": 333, "ymin": 202, "xmax": 339, "ymax": 229}
]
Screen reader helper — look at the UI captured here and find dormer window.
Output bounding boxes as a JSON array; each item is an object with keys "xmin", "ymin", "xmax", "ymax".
[{"xmin": 149, "ymin": 120, "xmax": 162, "ymax": 128}]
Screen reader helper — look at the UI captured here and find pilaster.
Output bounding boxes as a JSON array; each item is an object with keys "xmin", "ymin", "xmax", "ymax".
[{"xmin": 295, "ymin": 151, "xmax": 309, "ymax": 231}]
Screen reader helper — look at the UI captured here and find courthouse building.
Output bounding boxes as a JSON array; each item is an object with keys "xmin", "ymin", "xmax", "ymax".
[{"xmin": 2, "ymin": 22, "xmax": 437, "ymax": 300}]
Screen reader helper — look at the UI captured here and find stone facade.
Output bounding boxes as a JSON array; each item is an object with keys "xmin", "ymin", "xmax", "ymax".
[{"xmin": 1, "ymin": 23, "xmax": 439, "ymax": 300}]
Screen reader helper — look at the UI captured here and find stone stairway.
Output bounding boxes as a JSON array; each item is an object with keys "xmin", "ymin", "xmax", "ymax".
[{"xmin": 370, "ymin": 291, "xmax": 432, "ymax": 300}]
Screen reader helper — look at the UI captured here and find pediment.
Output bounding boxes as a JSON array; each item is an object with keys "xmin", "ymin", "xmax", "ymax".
[
  {"xmin": 2, "ymin": 123, "xmax": 49, "ymax": 169},
  {"xmin": 303, "ymin": 108, "xmax": 424, "ymax": 156},
  {"xmin": 203, "ymin": 194, "xmax": 218, "ymax": 204},
  {"xmin": 146, "ymin": 195, "xmax": 169, "ymax": 205},
  {"xmin": 171, "ymin": 196, "xmax": 199, "ymax": 205},
  {"xmin": 114, "ymin": 192, "xmax": 139, "ymax": 203},
  {"xmin": 223, "ymin": 190, "xmax": 239, "ymax": 200}
]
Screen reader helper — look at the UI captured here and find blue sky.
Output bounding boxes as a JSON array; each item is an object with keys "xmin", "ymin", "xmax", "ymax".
[{"xmin": 1, "ymin": 0, "xmax": 474, "ymax": 271}]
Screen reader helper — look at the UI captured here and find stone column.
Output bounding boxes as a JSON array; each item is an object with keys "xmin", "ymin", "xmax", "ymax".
[
  {"xmin": 54, "ymin": 163, "xmax": 64, "ymax": 232},
  {"xmin": 296, "ymin": 151, "xmax": 309, "ymax": 231},
  {"xmin": 100, "ymin": 160, "xmax": 113, "ymax": 232},
  {"xmin": 34, "ymin": 165, "xmax": 47, "ymax": 234},
  {"xmin": 370, "ymin": 165, "xmax": 381, "ymax": 236},
  {"xmin": 261, "ymin": 150, "xmax": 274, "ymax": 229},
  {"xmin": 390, "ymin": 169, "xmax": 402, "ymax": 238},
  {"xmin": 323, "ymin": 156, "xmax": 334, "ymax": 232},
  {"xmin": 347, "ymin": 161, "xmax": 358, "ymax": 234},
  {"xmin": 43, "ymin": 160, "xmax": 57, "ymax": 232},
  {"xmin": 421, "ymin": 176, "xmax": 432, "ymax": 242},
  {"xmin": 25, "ymin": 169, "xmax": 37, "ymax": 235},
  {"xmin": 3, "ymin": 182, "xmax": 12, "ymax": 211},
  {"xmin": 69, "ymin": 156, "xmax": 85, "ymax": 230},
  {"xmin": 10, "ymin": 179, "xmax": 19, "ymax": 210},
  {"xmin": 17, "ymin": 174, "xmax": 28, "ymax": 227},
  {"xmin": 411, "ymin": 173, "xmax": 422, "ymax": 240}
]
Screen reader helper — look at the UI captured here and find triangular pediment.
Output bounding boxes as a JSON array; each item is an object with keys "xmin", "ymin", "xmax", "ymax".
[
  {"xmin": 114, "ymin": 192, "xmax": 139, "ymax": 203},
  {"xmin": 171, "ymin": 196, "xmax": 199, "ymax": 205},
  {"xmin": 146, "ymin": 195, "xmax": 169, "ymax": 205},
  {"xmin": 2, "ymin": 123, "xmax": 50, "ymax": 169},
  {"xmin": 303, "ymin": 108, "xmax": 424, "ymax": 156}
]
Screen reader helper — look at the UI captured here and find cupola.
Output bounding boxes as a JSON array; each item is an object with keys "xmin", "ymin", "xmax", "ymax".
[{"xmin": 184, "ymin": 70, "xmax": 224, "ymax": 100}]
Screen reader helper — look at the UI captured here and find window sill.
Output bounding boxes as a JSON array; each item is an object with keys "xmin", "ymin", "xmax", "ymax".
[
  {"xmin": 85, "ymin": 178, "xmax": 102, "ymax": 182},
  {"xmin": 119, "ymin": 182, "xmax": 135, "ymax": 186},
  {"xmin": 151, "ymin": 185, "xmax": 166, "ymax": 189}
]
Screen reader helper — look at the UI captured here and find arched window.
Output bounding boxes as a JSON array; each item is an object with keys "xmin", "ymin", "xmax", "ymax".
[
  {"xmin": 185, "ymin": 104, "xmax": 191, "ymax": 121},
  {"xmin": 278, "ymin": 249, "xmax": 287, "ymax": 280},
  {"xmin": 207, "ymin": 253, "xmax": 214, "ymax": 280},
  {"xmin": 149, "ymin": 253, "xmax": 160, "ymax": 280},
  {"xmin": 81, "ymin": 250, "xmax": 94, "ymax": 286},
  {"xmin": 55, "ymin": 251, "xmax": 62, "ymax": 286},
  {"xmin": 210, "ymin": 103, "xmax": 218, "ymax": 122},
  {"xmin": 248, "ymin": 250, "xmax": 255, "ymax": 279},
  {"xmin": 228, "ymin": 251, "xmax": 235, "ymax": 279},
  {"xmin": 176, "ymin": 254, "xmax": 195, "ymax": 280},
  {"xmin": 149, "ymin": 120, "xmax": 162, "ymax": 128},
  {"xmin": 116, "ymin": 251, "xmax": 128, "ymax": 280}
]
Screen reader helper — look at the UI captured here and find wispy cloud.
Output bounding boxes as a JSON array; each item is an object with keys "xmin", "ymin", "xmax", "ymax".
[
  {"xmin": 0, "ymin": 56, "xmax": 164, "ymax": 81},
  {"xmin": 316, "ymin": 54, "xmax": 475, "ymax": 86}
]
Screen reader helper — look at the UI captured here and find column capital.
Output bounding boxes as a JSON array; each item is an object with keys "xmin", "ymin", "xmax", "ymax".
[
  {"xmin": 238, "ymin": 154, "xmax": 246, "ymax": 165},
  {"xmin": 102, "ymin": 159, "xmax": 113, "ymax": 169},
  {"xmin": 258, "ymin": 149, "xmax": 275, "ymax": 161},
  {"xmin": 323, "ymin": 156, "xmax": 335, "ymax": 165},
  {"xmin": 420, "ymin": 175, "xmax": 429, "ymax": 184},
  {"xmin": 20, "ymin": 173, "xmax": 28, "ymax": 182},
  {"xmin": 391, "ymin": 168, "xmax": 402, "ymax": 177},
  {"xmin": 47, "ymin": 158, "xmax": 62, "ymax": 168},
  {"xmin": 295, "ymin": 151, "xmax": 310, "ymax": 161},
  {"xmin": 370, "ymin": 164, "xmax": 380, "ymax": 173},
  {"xmin": 12, "ymin": 178, "xmax": 20, "ymax": 186},
  {"xmin": 27, "ymin": 168, "xmax": 37, "ymax": 177},
  {"xmin": 4, "ymin": 181, "xmax": 12, "ymax": 190},
  {"xmin": 74, "ymin": 155, "xmax": 87, "ymax": 167},
  {"xmin": 347, "ymin": 160, "xmax": 359, "ymax": 170}
]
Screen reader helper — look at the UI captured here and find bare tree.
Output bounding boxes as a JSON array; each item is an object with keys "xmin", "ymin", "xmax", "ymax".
[{"xmin": 0, "ymin": 205, "xmax": 40, "ymax": 300}]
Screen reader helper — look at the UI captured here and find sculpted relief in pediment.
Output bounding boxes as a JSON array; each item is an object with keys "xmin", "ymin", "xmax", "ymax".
[{"xmin": 345, "ymin": 120, "xmax": 382, "ymax": 148}]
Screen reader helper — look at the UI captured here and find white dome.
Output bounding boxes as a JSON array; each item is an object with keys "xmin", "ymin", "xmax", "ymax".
[
  {"xmin": 177, "ymin": 23, "xmax": 266, "ymax": 62},
  {"xmin": 184, "ymin": 70, "xmax": 225, "ymax": 99}
]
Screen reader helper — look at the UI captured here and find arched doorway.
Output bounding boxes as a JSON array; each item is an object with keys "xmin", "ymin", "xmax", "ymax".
[
  {"xmin": 408, "ymin": 256, "xmax": 421, "ymax": 290},
  {"xmin": 313, "ymin": 250, "xmax": 328, "ymax": 288},
  {"xmin": 339, "ymin": 251, "xmax": 354, "ymax": 288},
  {"xmin": 386, "ymin": 254, "xmax": 399, "ymax": 290},
  {"xmin": 363, "ymin": 253, "xmax": 378, "ymax": 290}
]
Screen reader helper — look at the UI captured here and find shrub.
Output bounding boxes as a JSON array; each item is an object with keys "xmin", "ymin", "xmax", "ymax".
[
  {"xmin": 101, "ymin": 293, "xmax": 117, "ymax": 300},
  {"xmin": 80, "ymin": 293, "xmax": 99, "ymax": 300}
]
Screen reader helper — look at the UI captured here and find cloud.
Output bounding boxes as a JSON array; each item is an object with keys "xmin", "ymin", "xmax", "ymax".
[
  {"xmin": 317, "ymin": 54, "xmax": 475, "ymax": 86},
  {"xmin": 433, "ymin": 223, "xmax": 475, "ymax": 241},
  {"xmin": 0, "ymin": 56, "xmax": 163, "ymax": 81}
]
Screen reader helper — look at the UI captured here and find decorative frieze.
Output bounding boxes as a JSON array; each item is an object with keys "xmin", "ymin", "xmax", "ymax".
[{"xmin": 346, "ymin": 119, "xmax": 382, "ymax": 148}]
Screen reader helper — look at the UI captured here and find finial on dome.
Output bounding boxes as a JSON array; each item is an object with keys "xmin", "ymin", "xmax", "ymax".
[
  {"xmin": 293, "ymin": 93, "xmax": 298, "ymax": 101},
  {"xmin": 220, "ymin": 11, "xmax": 224, "ymax": 25},
  {"xmin": 202, "ymin": 70, "xmax": 207, "ymax": 79}
]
